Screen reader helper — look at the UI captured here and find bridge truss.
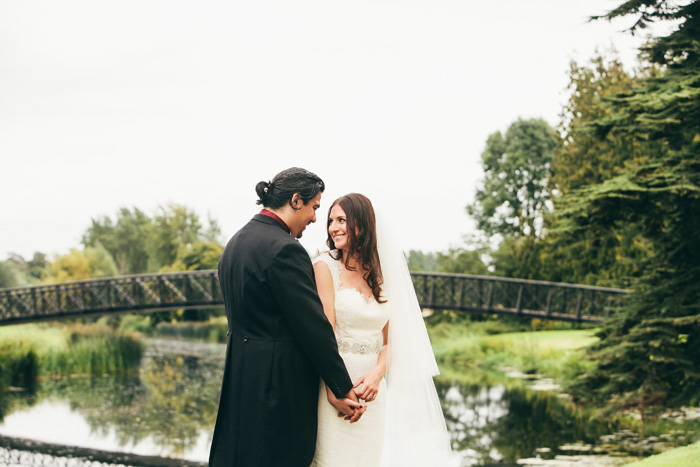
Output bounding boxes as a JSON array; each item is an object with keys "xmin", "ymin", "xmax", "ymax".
[
  {"xmin": 412, "ymin": 272, "xmax": 628, "ymax": 323},
  {"xmin": 0, "ymin": 270, "xmax": 629, "ymax": 326}
]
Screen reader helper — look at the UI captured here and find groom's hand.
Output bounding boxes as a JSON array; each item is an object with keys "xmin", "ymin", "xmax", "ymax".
[
  {"xmin": 342, "ymin": 390, "xmax": 366, "ymax": 423},
  {"xmin": 326, "ymin": 387, "xmax": 366, "ymax": 423}
]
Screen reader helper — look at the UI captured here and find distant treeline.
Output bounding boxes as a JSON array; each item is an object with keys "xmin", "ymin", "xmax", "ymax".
[{"xmin": 0, "ymin": 203, "xmax": 225, "ymax": 323}]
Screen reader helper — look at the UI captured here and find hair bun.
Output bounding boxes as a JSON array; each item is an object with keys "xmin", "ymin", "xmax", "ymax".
[
  {"xmin": 253, "ymin": 168, "xmax": 324, "ymax": 209},
  {"xmin": 255, "ymin": 181, "xmax": 270, "ymax": 205}
]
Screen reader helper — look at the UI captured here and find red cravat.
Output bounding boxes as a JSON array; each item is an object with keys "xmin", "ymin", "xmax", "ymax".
[{"xmin": 260, "ymin": 209, "xmax": 291, "ymax": 234}]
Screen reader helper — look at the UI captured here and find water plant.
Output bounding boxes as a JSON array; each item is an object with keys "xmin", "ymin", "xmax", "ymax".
[
  {"xmin": 40, "ymin": 324, "xmax": 143, "ymax": 376},
  {"xmin": 0, "ymin": 323, "xmax": 143, "ymax": 379},
  {"xmin": 0, "ymin": 339, "xmax": 39, "ymax": 389}
]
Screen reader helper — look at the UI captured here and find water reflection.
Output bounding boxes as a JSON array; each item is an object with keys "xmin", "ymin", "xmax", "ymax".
[
  {"xmin": 0, "ymin": 340, "xmax": 223, "ymax": 461},
  {"xmin": 0, "ymin": 340, "xmax": 619, "ymax": 465},
  {"xmin": 436, "ymin": 380, "xmax": 615, "ymax": 465}
]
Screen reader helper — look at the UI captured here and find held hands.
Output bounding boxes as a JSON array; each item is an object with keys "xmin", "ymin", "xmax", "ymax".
[
  {"xmin": 353, "ymin": 369, "xmax": 383, "ymax": 403},
  {"xmin": 326, "ymin": 386, "xmax": 366, "ymax": 423}
]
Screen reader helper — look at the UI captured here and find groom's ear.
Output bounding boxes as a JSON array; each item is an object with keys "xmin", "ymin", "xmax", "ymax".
[{"xmin": 290, "ymin": 193, "xmax": 303, "ymax": 210}]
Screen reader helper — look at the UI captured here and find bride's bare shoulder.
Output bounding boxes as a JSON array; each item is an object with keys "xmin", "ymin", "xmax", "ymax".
[{"xmin": 313, "ymin": 251, "xmax": 339, "ymax": 264}]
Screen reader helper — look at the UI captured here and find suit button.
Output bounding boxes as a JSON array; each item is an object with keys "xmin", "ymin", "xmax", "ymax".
[
  {"xmin": 243, "ymin": 336, "xmax": 248, "ymax": 342},
  {"xmin": 226, "ymin": 331, "xmax": 230, "ymax": 337}
]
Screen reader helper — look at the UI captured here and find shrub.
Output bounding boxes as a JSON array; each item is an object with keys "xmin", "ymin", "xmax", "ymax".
[
  {"xmin": 155, "ymin": 321, "xmax": 228, "ymax": 343},
  {"xmin": 119, "ymin": 314, "xmax": 155, "ymax": 335},
  {"xmin": 41, "ymin": 325, "xmax": 144, "ymax": 376},
  {"xmin": 0, "ymin": 340, "xmax": 39, "ymax": 389}
]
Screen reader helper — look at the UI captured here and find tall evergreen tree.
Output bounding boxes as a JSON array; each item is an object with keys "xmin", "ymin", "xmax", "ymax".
[
  {"xmin": 564, "ymin": 0, "xmax": 700, "ymax": 413},
  {"xmin": 541, "ymin": 53, "xmax": 657, "ymax": 287}
]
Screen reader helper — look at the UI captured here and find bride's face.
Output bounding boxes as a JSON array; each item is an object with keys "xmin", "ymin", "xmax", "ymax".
[{"xmin": 328, "ymin": 204, "xmax": 349, "ymax": 251}]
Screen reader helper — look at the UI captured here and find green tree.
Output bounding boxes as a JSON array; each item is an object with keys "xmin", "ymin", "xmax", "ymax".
[
  {"xmin": 83, "ymin": 207, "xmax": 151, "ymax": 274},
  {"xmin": 565, "ymin": 0, "xmax": 700, "ymax": 414},
  {"xmin": 44, "ymin": 245, "xmax": 118, "ymax": 283},
  {"xmin": 83, "ymin": 204, "xmax": 220, "ymax": 275},
  {"xmin": 406, "ymin": 245, "xmax": 489, "ymax": 275},
  {"xmin": 160, "ymin": 241, "xmax": 224, "ymax": 322},
  {"xmin": 0, "ymin": 253, "xmax": 49, "ymax": 288},
  {"xmin": 468, "ymin": 118, "xmax": 561, "ymax": 239},
  {"xmin": 146, "ymin": 204, "xmax": 203, "ymax": 271},
  {"xmin": 490, "ymin": 236, "xmax": 546, "ymax": 280},
  {"xmin": 535, "ymin": 52, "xmax": 657, "ymax": 287},
  {"xmin": 0, "ymin": 261, "xmax": 23, "ymax": 289},
  {"xmin": 25, "ymin": 252, "xmax": 49, "ymax": 281},
  {"xmin": 84, "ymin": 245, "xmax": 119, "ymax": 278},
  {"xmin": 164, "ymin": 241, "xmax": 223, "ymax": 272},
  {"xmin": 434, "ymin": 246, "xmax": 489, "ymax": 275},
  {"xmin": 44, "ymin": 249, "xmax": 92, "ymax": 283},
  {"xmin": 201, "ymin": 214, "xmax": 223, "ymax": 244},
  {"xmin": 554, "ymin": 53, "xmax": 658, "ymax": 194},
  {"xmin": 406, "ymin": 250, "xmax": 438, "ymax": 272}
]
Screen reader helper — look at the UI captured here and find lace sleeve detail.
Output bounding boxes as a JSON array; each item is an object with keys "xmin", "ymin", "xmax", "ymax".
[{"xmin": 313, "ymin": 252, "xmax": 340, "ymax": 290}]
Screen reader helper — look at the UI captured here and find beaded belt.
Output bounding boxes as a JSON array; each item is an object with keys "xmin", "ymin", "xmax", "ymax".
[{"xmin": 337, "ymin": 338, "xmax": 382, "ymax": 355}]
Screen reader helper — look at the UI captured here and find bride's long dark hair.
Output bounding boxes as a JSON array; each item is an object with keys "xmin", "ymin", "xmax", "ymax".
[{"xmin": 327, "ymin": 193, "xmax": 386, "ymax": 303}]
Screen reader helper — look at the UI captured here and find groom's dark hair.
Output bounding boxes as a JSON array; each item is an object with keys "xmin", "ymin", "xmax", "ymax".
[{"xmin": 256, "ymin": 167, "xmax": 325, "ymax": 210}]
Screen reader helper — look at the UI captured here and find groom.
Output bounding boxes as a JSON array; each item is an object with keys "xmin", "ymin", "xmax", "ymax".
[{"xmin": 209, "ymin": 168, "xmax": 363, "ymax": 467}]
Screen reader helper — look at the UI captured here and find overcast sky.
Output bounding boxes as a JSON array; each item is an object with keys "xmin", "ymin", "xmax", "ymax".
[{"xmin": 1, "ymin": 0, "xmax": 655, "ymax": 260}]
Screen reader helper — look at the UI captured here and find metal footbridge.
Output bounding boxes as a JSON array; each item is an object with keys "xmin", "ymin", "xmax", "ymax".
[{"xmin": 0, "ymin": 270, "xmax": 629, "ymax": 326}]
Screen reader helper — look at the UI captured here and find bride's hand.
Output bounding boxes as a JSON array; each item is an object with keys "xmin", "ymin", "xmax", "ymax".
[
  {"xmin": 353, "ymin": 370, "xmax": 383, "ymax": 402},
  {"xmin": 326, "ymin": 386, "xmax": 365, "ymax": 423}
]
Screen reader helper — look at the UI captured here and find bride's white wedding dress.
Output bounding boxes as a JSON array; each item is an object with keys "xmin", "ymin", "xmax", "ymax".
[{"xmin": 310, "ymin": 252, "xmax": 389, "ymax": 467}]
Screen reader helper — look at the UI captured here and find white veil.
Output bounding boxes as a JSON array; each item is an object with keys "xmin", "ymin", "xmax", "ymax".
[{"xmin": 376, "ymin": 210, "xmax": 456, "ymax": 467}]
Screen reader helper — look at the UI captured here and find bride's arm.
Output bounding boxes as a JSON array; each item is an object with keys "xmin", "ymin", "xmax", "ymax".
[
  {"xmin": 314, "ymin": 261, "xmax": 366, "ymax": 421},
  {"xmin": 354, "ymin": 322, "xmax": 388, "ymax": 402},
  {"xmin": 313, "ymin": 261, "xmax": 336, "ymax": 329}
]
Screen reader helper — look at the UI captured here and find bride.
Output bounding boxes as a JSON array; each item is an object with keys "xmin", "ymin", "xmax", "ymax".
[{"xmin": 310, "ymin": 193, "xmax": 455, "ymax": 467}]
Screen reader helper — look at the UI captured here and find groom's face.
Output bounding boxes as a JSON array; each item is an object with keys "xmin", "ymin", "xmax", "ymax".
[{"xmin": 292, "ymin": 192, "xmax": 322, "ymax": 239}]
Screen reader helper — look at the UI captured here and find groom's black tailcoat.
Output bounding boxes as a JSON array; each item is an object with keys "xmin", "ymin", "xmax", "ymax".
[{"xmin": 208, "ymin": 214, "xmax": 353, "ymax": 467}]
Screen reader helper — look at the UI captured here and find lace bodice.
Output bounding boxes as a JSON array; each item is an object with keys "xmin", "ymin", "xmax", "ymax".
[{"xmin": 313, "ymin": 253, "xmax": 389, "ymax": 351}]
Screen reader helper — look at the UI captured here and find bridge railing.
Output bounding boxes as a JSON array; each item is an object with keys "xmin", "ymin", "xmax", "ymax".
[
  {"xmin": 411, "ymin": 272, "xmax": 629, "ymax": 323},
  {"xmin": 0, "ymin": 271, "xmax": 223, "ymax": 326},
  {"xmin": 0, "ymin": 270, "xmax": 630, "ymax": 326}
]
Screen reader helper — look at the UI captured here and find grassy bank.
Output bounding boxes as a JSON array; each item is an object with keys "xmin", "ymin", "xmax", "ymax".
[
  {"xmin": 624, "ymin": 441, "xmax": 700, "ymax": 466},
  {"xmin": 0, "ymin": 323, "xmax": 143, "ymax": 385},
  {"xmin": 155, "ymin": 317, "xmax": 227, "ymax": 343},
  {"xmin": 428, "ymin": 321, "xmax": 599, "ymax": 385},
  {"xmin": 429, "ymin": 320, "xmax": 700, "ymax": 462},
  {"xmin": 0, "ymin": 315, "xmax": 226, "ymax": 393}
]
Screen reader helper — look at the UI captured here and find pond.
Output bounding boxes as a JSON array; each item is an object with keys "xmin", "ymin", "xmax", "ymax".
[{"xmin": 0, "ymin": 339, "xmax": 680, "ymax": 466}]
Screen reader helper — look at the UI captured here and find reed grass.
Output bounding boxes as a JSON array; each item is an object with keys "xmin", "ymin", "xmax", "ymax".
[
  {"xmin": 0, "ymin": 323, "xmax": 143, "ymax": 380},
  {"xmin": 0, "ymin": 339, "xmax": 39, "ymax": 388},
  {"xmin": 40, "ymin": 325, "xmax": 143, "ymax": 376}
]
